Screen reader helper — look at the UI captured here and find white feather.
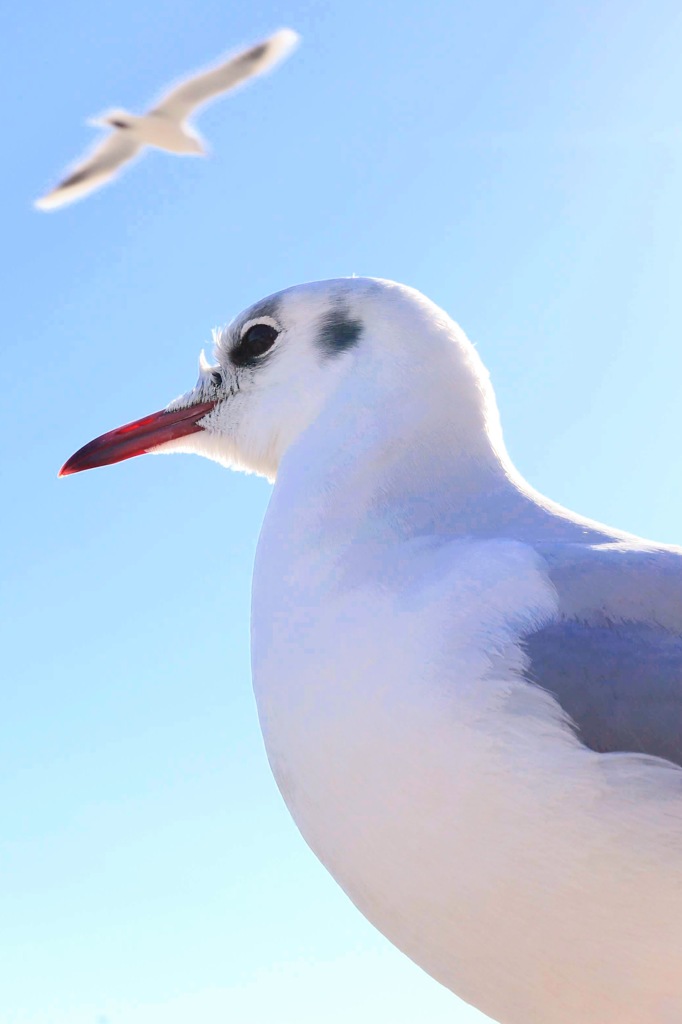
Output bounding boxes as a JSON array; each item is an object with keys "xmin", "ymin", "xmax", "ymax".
[{"xmin": 35, "ymin": 29, "xmax": 299, "ymax": 210}]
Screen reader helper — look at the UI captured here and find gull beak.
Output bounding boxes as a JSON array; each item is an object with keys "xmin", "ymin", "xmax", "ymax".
[{"xmin": 59, "ymin": 400, "xmax": 217, "ymax": 476}]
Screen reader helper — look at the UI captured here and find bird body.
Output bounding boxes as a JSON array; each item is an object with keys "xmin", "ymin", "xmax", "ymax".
[
  {"xmin": 35, "ymin": 28, "xmax": 298, "ymax": 209},
  {"xmin": 90, "ymin": 110, "xmax": 205, "ymax": 154},
  {"xmin": 61, "ymin": 278, "xmax": 682, "ymax": 1024},
  {"xmin": 254, "ymin": 532, "xmax": 682, "ymax": 1024},
  {"xmin": 252, "ymin": 431, "xmax": 682, "ymax": 1024}
]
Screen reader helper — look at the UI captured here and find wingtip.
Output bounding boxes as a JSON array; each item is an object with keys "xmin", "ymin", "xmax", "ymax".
[
  {"xmin": 34, "ymin": 192, "xmax": 61, "ymax": 212},
  {"xmin": 243, "ymin": 27, "xmax": 300, "ymax": 68},
  {"xmin": 269, "ymin": 27, "xmax": 301, "ymax": 55},
  {"xmin": 273, "ymin": 27, "xmax": 300, "ymax": 45}
]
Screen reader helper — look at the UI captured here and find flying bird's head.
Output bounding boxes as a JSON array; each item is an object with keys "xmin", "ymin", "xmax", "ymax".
[
  {"xmin": 60, "ymin": 277, "xmax": 502, "ymax": 482},
  {"xmin": 87, "ymin": 109, "xmax": 136, "ymax": 130}
]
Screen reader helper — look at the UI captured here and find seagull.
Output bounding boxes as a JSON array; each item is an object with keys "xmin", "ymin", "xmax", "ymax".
[
  {"xmin": 60, "ymin": 277, "xmax": 682, "ymax": 1024},
  {"xmin": 34, "ymin": 28, "xmax": 299, "ymax": 211}
]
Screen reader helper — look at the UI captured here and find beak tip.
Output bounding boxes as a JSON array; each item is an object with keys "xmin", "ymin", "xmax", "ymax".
[
  {"xmin": 59, "ymin": 454, "xmax": 82, "ymax": 477},
  {"xmin": 58, "ymin": 400, "xmax": 217, "ymax": 478}
]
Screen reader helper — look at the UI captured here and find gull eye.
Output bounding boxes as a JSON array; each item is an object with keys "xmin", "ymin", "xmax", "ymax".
[
  {"xmin": 231, "ymin": 322, "xmax": 279, "ymax": 366},
  {"xmin": 210, "ymin": 370, "xmax": 223, "ymax": 387}
]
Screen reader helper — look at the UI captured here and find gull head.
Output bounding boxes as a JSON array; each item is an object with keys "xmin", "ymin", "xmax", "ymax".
[
  {"xmin": 87, "ymin": 109, "xmax": 136, "ymax": 130},
  {"xmin": 60, "ymin": 277, "xmax": 503, "ymax": 481}
]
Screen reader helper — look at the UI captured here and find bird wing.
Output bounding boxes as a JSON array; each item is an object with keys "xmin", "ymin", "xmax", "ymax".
[
  {"xmin": 149, "ymin": 28, "xmax": 299, "ymax": 122},
  {"xmin": 522, "ymin": 541, "xmax": 682, "ymax": 767},
  {"xmin": 35, "ymin": 131, "xmax": 141, "ymax": 211}
]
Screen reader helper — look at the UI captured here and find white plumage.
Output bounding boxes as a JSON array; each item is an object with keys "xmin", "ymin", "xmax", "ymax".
[
  {"xmin": 35, "ymin": 28, "xmax": 299, "ymax": 210},
  {"xmin": 61, "ymin": 277, "xmax": 682, "ymax": 1024}
]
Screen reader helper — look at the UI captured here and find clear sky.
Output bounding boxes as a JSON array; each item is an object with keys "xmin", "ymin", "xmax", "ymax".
[{"xmin": 3, "ymin": 1, "xmax": 682, "ymax": 1021}]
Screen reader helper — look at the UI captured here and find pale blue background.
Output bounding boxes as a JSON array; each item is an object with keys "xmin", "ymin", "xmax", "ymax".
[{"xmin": 3, "ymin": 1, "xmax": 682, "ymax": 1021}]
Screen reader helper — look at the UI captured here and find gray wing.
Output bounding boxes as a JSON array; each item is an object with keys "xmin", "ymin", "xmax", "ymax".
[
  {"xmin": 150, "ymin": 28, "xmax": 299, "ymax": 122},
  {"xmin": 522, "ymin": 542, "xmax": 682, "ymax": 768},
  {"xmin": 35, "ymin": 132, "xmax": 141, "ymax": 210}
]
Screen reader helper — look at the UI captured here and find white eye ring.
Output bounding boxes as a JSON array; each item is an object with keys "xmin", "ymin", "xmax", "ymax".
[{"xmin": 240, "ymin": 315, "xmax": 281, "ymax": 339}]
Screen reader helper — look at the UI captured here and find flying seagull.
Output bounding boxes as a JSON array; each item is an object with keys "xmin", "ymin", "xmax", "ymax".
[
  {"xmin": 61, "ymin": 277, "xmax": 682, "ymax": 1024},
  {"xmin": 34, "ymin": 28, "xmax": 299, "ymax": 211}
]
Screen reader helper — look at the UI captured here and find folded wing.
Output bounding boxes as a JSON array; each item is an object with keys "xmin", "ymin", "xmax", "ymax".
[{"xmin": 523, "ymin": 542, "xmax": 682, "ymax": 768}]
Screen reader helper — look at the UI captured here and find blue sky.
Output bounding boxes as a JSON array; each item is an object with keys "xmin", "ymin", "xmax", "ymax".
[{"xmin": 3, "ymin": 1, "xmax": 682, "ymax": 1021}]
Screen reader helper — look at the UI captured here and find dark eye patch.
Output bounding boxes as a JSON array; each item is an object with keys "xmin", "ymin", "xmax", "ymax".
[
  {"xmin": 210, "ymin": 370, "xmax": 223, "ymax": 387},
  {"xmin": 317, "ymin": 306, "xmax": 363, "ymax": 357},
  {"xmin": 230, "ymin": 322, "xmax": 279, "ymax": 367}
]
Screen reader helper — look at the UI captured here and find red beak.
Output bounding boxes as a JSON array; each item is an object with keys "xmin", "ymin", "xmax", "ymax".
[{"xmin": 59, "ymin": 400, "xmax": 217, "ymax": 477}]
